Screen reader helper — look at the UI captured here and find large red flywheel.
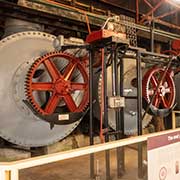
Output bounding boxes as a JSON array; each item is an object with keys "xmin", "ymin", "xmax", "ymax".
[
  {"xmin": 25, "ymin": 51, "xmax": 89, "ymax": 115},
  {"xmin": 142, "ymin": 67, "xmax": 176, "ymax": 110}
]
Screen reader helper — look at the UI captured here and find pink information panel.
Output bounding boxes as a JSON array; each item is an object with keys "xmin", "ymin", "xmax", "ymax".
[{"xmin": 148, "ymin": 131, "xmax": 180, "ymax": 180}]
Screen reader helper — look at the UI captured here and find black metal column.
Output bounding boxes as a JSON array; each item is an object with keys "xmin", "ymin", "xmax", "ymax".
[
  {"xmin": 103, "ymin": 47, "xmax": 111, "ymax": 180},
  {"xmin": 119, "ymin": 55, "xmax": 125, "ymax": 177},
  {"xmin": 150, "ymin": 18, "xmax": 155, "ymax": 53},
  {"xmin": 89, "ymin": 47, "xmax": 95, "ymax": 179},
  {"xmin": 111, "ymin": 45, "xmax": 125, "ymax": 178},
  {"xmin": 136, "ymin": 51, "xmax": 143, "ymax": 179}
]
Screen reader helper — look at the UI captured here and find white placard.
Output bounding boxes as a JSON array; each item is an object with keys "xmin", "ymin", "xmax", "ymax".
[{"xmin": 148, "ymin": 131, "xmax": 180, "ymax": 180}]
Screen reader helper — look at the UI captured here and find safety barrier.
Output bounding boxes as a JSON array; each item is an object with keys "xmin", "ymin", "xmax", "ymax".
[{"xmin": 0, "ymin": 111, "xmax": 180, "ymax": 180}]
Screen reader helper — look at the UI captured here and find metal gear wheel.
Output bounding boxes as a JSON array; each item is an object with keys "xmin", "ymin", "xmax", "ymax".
[
  {"xmin": 25, "ymin": 51, "xmax": 89, "ymax": 115},
  {"xmin": 142, "ymin": 66, "xmax": 176, "ymax": 110},
  {"xmin": 0, "ymin": 31, "xmax": 87, "ymax": 147}
]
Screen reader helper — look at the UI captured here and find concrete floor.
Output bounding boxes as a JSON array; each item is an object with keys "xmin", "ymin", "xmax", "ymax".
[{"xmin": 20, "ymin": 147, "xmax": 147, "ymax": 180}]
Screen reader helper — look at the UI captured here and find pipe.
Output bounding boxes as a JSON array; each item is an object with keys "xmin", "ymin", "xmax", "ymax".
[
  {"xmin": 150, "ymin": 18, "xmax": 155, "ymax": 52},
  {"xmin": 136, "ymin": 0, "xmax": 139, "ymax": 23},
  {"xmin": 89, "ymin": 48, "xmax": 94, "ymax": 179},
  {"xmin": 143, "ymin": 0, "xmax": 153, "ymax": 9},
  {"xmin": 146, "ymin": 16, "xmax": 180, "ymax": 31},
  {"xmin": 156, "ymin": 9, "xmax": 178, "ymax": 19}
]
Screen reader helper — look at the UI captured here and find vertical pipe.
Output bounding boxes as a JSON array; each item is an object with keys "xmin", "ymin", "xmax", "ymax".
[
  {"xmin": 114, "ymin": 49, "xmax": 125, "ymax": 177},
  {"xmin": 137, "ymin": 51, "xmax": 143, "ymax": 137},
  {"xmin": 111, "ymin": 45, "xmax": 119, "ymax": 177},
  {"xmin": 136, "ymin": 51, "xmax": 143, "ymax": 178},
  {"xmin": 103, "ymin": 47, "xmax": 110, "ymax": 180},
  {"xmin": 150, "ymin": 15, "xmax": 155, "ymax": 52},
  {"xmin": 119, "ymin": 56, "xmax": 124, "ymax": 138},
  {"xmin": 112, "ymin": 46, "xmax": 117, "ymax": 97},
  {"xmin": 119, "ymin": 56, "xmax": 125, "ymax": 174},
  {"xmin": 136, "ymin": 0, "xmax": 139, "ymax": 23},
  {"xmin": 89, "ymin": 47, "xmax": 94, "ymax": 179}
]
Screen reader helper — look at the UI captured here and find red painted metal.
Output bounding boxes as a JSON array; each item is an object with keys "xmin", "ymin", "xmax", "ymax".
[
  {"xmin": 138, "ymin": 0, "xmax": 179, "ymax": 31},
  {"xmin": 153, "ymin": 18, "xmax": 180, "ymax": 30},
  {"xmin": 142, "ymin": 67, "xmax": 176, "ymax": 109},
  {"xmin": 140, "ymin": 0, "xmax": 165, "ymax": 23},
  {"xmin": 172, "ymin": 39, "xmax": 180, "ymax": 51},
  {"xmin": 143, "ymin": 0, "xmax": 153, "ymax": 9},
  {"xmin": 161, "ymin": 50, "xmax": 178, "ymax": 56},
  {"xmin": 136, "ymin": 0, "xmax": 139, "ymax": 23},
  {"xmin": 162, "ymin": 39, "xmax": 180, "ymax": 55},
  {"xmin": 156, "ymin": 9, "xmax": 178, "ymax": 19},
  {"xmin": 25, "ymin": 52, "xmax": 89, "ymax": 115},
  {"xmin": 146, "ymin": 16, "xmax": 180, "ymax": 30},
  {"xmin": 86, "ymin": 29, "xmax": 126, "ymax": 44}
]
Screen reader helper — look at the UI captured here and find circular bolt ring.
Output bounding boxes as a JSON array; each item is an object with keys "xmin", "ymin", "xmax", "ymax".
[
  {"xmin": 142, "ymin": 67, "xmax": 175, "ymax": 109},
  {"xmin": 26, "ymin": 52, "xmax": 89, "ymax": 115}
]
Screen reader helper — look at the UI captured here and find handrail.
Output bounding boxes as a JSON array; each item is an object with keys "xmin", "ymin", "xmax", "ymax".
[
  {"xmin": 0, "ymin": 128, "xmax": 180, "ymax": 168},
  {"xmin": 0, "ymin": 111, "xmax": 179, "ymax": 180}
]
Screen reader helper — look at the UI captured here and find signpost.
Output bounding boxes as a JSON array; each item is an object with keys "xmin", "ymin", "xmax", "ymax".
[{"xmin": 148, "ymin": 130, "xmax": 180, "ymax": 180}]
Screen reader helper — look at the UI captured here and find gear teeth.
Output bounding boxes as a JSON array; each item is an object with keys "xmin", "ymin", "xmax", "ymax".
[
  {"xmin": 24, "ymin": 51, "xmax": 89, "ymax": 116},
  {"xmin": 142, "ymin": 66, "xmax": 175, "ymax": 110}
]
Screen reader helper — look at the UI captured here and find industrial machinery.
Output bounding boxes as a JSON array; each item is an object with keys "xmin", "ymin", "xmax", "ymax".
[
  {"xmin": 0, "ymin": 30, "xmax": 89, "ymax": 147},
  {"xmin": 141, "ymin": 39, "xmax": 180, "ymax": 116},
  {"xmin": 94, "ymin": 62, "xmax": 152, "ymax": 135},
  {"xmin": 0, "ymin": 15, "xmax": 179, "ymax": 149},
  {"xmin": 142, "ymin": 66, "xmax": 176, "ymax": 116}
]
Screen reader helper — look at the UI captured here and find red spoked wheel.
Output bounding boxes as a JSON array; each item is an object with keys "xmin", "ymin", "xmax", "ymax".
[
  {"xmin": 142, "ymin": 67, "xmax": 176, "ymax": 109},
  {"xmin": 25, "ymin": 52, "xmax": 89, "ymax": 115},
  {"xmin": 161, "ymin": 50, "xmax": 179, "ymax": 56}
]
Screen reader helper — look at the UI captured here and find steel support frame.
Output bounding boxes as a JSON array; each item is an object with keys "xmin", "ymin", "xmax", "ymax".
[
  {"xmin": 88, "ymin": 39, "xmax": 169, "ymax": 179},
  {"xmin": 126, "ymin": 46, "xmax": 173, "ymax": 179},
  {"xmin": 88, "ymin": 40, "xmax": 173, "ymax": 179},
  {"xmin": 111, "ymin": 44, "xmax": 125, "ymax": 178},
  {"xmin": 119, "ymin": 49, "xmax": 125, "ymax": 177},
  {"xmin": 136, "ymin": 0, "xmax": 180, "ymax": 31},
  {"xmin": 104, "ymin": 47, "xmax": 111, "ymax": 180},
  {"xmin": 88, "ymin": 37, "xmax": 129, "ymax": 179},
  {"xmin": 136, "ymin": 50, "xmax": 143, "ymax": 179},
  {"xmin": 89, "ymin": 47, "xmax": 95, "ymax": 179},
  {"xmin": 140, "ymin": 0, "xmax": 166, "ymax": 23},
  {"xmin": 88, "ymin": 42, "xmax": 111, "ymax": 180}
]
